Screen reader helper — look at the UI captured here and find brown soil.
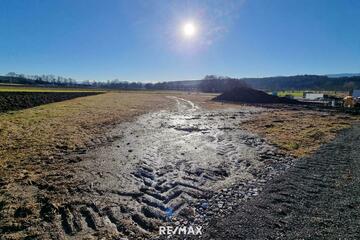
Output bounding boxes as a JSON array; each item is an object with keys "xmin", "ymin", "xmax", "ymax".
[{"xmin": 0, "ymin": 92, "xmax": 101, "ymax": 113}]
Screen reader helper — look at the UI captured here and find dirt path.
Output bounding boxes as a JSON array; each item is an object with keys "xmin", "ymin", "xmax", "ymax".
[
  {"xmin": 0, "ymin": 97, "xmax": 300, "ymax": 239},
  {"xmin": 200, "ymin": 124, "xmax": 360, "ymax": 239}
]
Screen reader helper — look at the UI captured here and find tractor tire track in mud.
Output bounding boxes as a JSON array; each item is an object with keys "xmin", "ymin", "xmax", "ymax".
[{"xmin": 0, "ymin": 97, "xmax": 295, "ymax": 239}]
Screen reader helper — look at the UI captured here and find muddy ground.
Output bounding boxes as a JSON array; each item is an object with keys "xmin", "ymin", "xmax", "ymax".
[
  {"xmin": 0, "ymin": 97, "xmax": 294, "ymax": 239},
  {"xmin": 200, "ymin": 124, "xmax": 360, "ymax": 239},
  {"xmin": 0, "ymin": 96, "xmax": 358, "ymax": 239}
]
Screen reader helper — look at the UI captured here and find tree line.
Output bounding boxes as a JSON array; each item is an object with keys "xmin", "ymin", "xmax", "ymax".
[
  {"xmin": 1, "ymin": 72, "xmax": 78, "ymax": 86},
  {"xmin": 1, "ymin": 72, "xmax": 360, "ymax": 92}
]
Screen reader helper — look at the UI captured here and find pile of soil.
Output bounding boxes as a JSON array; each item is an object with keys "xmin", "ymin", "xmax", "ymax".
[
  {"xmin": 214, "ymin": 87, "xmax": 300, "ymax": 104},
  {"xmin": 0, "ymin": 91, "xmax": 101, "ymax": 113}
]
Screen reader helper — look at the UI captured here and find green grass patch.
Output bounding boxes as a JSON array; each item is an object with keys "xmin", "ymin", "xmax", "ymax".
[{"xmin": 276, "ymin": 91, "xmax": 304, "ymax": 97}]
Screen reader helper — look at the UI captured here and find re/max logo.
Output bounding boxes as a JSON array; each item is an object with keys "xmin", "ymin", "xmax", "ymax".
[{"xmin": 159, "ymin": 226, "xmax": 203, "ymax": 235}]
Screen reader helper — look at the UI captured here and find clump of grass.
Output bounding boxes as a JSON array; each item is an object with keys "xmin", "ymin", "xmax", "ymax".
[{"xmin": 285, "ymin": 142, "xmax": 300, "ymax": 150}]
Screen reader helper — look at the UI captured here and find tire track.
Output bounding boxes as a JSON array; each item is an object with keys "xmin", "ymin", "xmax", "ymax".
[{"xmin": 2, "ymin": 98, "xmax": 293, "ymax": 239}]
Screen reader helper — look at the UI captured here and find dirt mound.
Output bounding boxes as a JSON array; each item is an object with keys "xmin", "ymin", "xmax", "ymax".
[
  {"xmin": 0, "ymin": 92, "xmax": 101, "ymax": 113},
  {"xmin": 214, "ymin": 87, "xmax": 300, "ymax": 104}
]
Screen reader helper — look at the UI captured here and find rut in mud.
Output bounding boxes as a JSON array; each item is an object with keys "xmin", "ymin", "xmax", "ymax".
[{"xmin": 0, "ymin": 97, "xmax": 293, "ymax": 239}]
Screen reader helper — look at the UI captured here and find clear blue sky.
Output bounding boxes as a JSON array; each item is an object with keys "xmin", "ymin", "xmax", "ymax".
[{"xmin": 0, "ymin": 0, "xmax": 359, "ymax": 82}]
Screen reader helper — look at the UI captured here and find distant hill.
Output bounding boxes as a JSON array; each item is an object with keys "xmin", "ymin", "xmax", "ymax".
[
  {"xmin": 326, "ymin": 73, "xmax": 360, "ymax": 78},
  {"xmin": 241, "ymin": 75, "xmax": 360, "ymax": 91},
  {"xmin": 2, "ymin": 73, "xmax": 360, "ymax": 92},
  {"xmin": 163, "ymin": 75, "xmax": 360, "ymax": 92}
]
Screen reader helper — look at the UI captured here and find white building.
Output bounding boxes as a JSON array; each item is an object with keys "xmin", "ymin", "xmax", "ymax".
[{"xmin": 305, "ymin": 93, "xmax": 324, "ymax": 100}]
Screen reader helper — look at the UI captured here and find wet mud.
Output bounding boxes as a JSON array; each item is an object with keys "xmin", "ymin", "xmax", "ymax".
[{"xmin": 1, "ymin": 97, "xmax": 295, "ymax": 239}]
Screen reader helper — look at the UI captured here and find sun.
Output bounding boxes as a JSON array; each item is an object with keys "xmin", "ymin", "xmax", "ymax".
[{"xmin": 182, "ymin": 22, "xmax": 197, "ymax": 38}]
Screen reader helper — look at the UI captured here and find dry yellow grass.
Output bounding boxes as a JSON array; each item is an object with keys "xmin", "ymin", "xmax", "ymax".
[
  {"xmin": 0, "ymin": 92, "xmax": 173, "ymax": 169},
  {"xmin": 241, "ymin": 109, "xmax": 358, "ymax": 157}
]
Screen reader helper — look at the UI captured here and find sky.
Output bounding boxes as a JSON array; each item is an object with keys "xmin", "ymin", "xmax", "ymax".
[{"xmin": 0, "ymin": 0, "xmax": 359, "ymax": 82}]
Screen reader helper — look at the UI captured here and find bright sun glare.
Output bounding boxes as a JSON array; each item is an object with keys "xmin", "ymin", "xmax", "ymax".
[{"xmin": 182, "ymin": 22, "xmax": 197, "ymax": 38}]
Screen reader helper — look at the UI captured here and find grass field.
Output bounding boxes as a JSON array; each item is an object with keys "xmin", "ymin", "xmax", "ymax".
[
  {"xmin": 0, "ymin": 92, "xmax": 175, "ymax": 170},
  {"xmin": 0, "ymin": 90, "xmax": 358, "ymax": 184}
]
